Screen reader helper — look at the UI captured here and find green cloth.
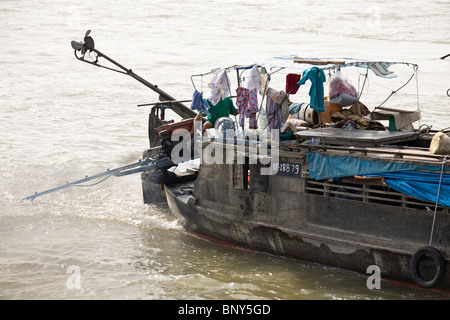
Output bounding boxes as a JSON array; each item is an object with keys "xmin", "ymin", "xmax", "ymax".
[
  {"xmin": 205, "ymin": 97, "xmax": 237, "ymax": 126},
  {"xmin": 297, "ymin": 67, "xmax": 326, "ymax": 113}
]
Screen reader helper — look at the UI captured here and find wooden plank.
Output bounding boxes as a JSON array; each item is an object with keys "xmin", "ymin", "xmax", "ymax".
[
  {"xmin": 295, "ymin": 128, "xmax": 418, "ymax": 146},
  {"xmin": 294, "ymin": 59, "xmax": 345, "ymax": 65}
]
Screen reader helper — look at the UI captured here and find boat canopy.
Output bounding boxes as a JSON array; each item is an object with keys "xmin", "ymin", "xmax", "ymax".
[
  {"xmin": 197, "ymin": 56, "xmax": 418, "ymax": 80},
  {"xmin": 189, "ymin": 56, "xmax": 420, "ymax": 125},
  {"xmin": 258, "ymin": 56, "xmax": 417, "ymax": 78}
]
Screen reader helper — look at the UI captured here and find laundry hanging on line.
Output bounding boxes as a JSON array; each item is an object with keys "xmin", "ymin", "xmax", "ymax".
[
  {"xmin": 265, "ymin": 87, "xmax": 289, "ymax": 130},
  {"xmin": 236, "ymin": 87, "xmax": 258, "ymax": 129},
  {"xmin": 190, "ymin": 89, "xmax": 210, "ymax": 115},
  {"xmin": 297, "ymin": 67, "xmax": 326, "ymax": 113},
  {"xmin": 285, "ymin": 73, "xmax": 301, "ymax": 94},
  {"xmin": 205, "ymin": 96, "xmax": 237, "ymax": 127},
  {"xmin": 236, "ymin": 65, "xmax": 261, "ymax": 130},
  {"xmin": 208, "ymin": 71, "xmax": 232, "ymax": 106}
]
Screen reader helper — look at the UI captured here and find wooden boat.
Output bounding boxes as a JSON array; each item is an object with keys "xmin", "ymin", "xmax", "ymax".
[
  {"xmin": 58, "ymin": 32, "xmax": 450, "ymax": 290},
  {"xmin": 139, "ymin": 57, "xmax": 450, "ymax": 290}
]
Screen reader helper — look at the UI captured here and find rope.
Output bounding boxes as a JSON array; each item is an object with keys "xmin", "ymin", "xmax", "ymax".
[
  {"xmin": 357, "ymin": 68, "xmax": 369, "ymax": 101},
  {"xmin": 414, "ymin": 67, "xmax": 422, "ymax": 128},
  {"xmin": 418, "ymin": 124, "xmax": 432, "ymax": 135},
  {"xmin": 429, "ymin": 155, "xmax": 449, "ymax": 246},
  {"xmin": 372, "ymin": 71, "xmax": 416, "ymax": 112}
]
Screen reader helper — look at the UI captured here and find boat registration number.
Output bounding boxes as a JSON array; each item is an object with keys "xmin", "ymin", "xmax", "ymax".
[{"xmin": 272, "ymin": 162, "xmax": 301, "ymax": 177}]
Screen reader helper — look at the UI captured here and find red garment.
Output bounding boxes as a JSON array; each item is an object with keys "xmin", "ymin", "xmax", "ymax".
[{"xmin": 286, "ymin": 73, "xmax": 301, "ymax": 94}]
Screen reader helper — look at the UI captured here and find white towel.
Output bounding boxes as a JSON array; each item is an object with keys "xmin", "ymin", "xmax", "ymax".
[
  {"xmin": 247, "ymin": 65, "xmax": 261, "ymax": 90},
  {"xmin": 369, "ymin": 62, "xmax": 396, "ymax": 79}
]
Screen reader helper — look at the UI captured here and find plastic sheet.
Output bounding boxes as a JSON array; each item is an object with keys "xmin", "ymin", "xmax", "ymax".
[
  {"xmin": 329, "ymin": 71, "xmax": 358, "ymax": 106},
  {"xmin": 307, "ymin": 152, "xmax": 441, "ymax": 181},
  {"xmin": 366, "ymin": 171, "xmax": 450, "ymax": 207}
]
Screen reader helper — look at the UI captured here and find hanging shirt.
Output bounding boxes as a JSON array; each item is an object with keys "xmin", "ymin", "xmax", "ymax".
[
  {"xmin": 247, "ymin": 65, "xmax": 261, "ymax": 90},
  {"xmin": 247, "ymin": 88, "xmax": 259, "ymax": 114},
  {"xmin": 247, "ymin": 65, "xmax": 260, "ymax": 109},
  {"xmin": 266, "ymin": 88, "xmax": 288, "ymax": 130},
  {"xmin": 236, "ymin": 87, "xmax": 249, "ymax": 112},
  {"xmin": 260, "ymin": 73, "xmax": 270, "ymax": 97},
  {"xmin": 205, "ymin": 97, "xmax": 237, "ymax": 126},
  {"xmin": 247, "ymin": 66, "xmax": 261, "ymax": 129},
  {"xmin": 208, "ymin": 73, "xmax": 221, "ymax": 106},
  {"xmin": 266, "ymin": 96, "xmax": 282, "ymax": 130},
  {"xmin": 268, "ymin": 87, "xmax": 289, "ymax": 123},
  {"xmin": 190, "ymin": 89, "xmax": 210, "ymax": 115},
  {"xmin": 215, "ymin": 70, "xmax": 232, "ymax": 99},
  {"xmin": 297, "ymin": 67, "xmax": 326, "ymax": 113},
  {"xmin": 247, "ymin": 88, "xmax": 259, "ymax": 129},
  {"xmin": 236, "ymin": 86, "xmax": 249, "ymax": 128},
  {"xmin": 208, "ymin": 71, "xmax": 232, "ymax": 106},
  {"xmin": 236, "ymin": 87, "xmax": 258, "ymax": 129},
  {"xmin": 285, "ymin": 73, "xmax": 301, "ymax": 94}
]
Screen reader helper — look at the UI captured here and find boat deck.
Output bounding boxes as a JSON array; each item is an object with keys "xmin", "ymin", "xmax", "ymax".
[
  {"xmin": 294, "ymin": 127, "xmax": 419, "ymax": 147},
  {"xmin": 301, "ymin": 144, "xmax": 447, "ymax": 167}
]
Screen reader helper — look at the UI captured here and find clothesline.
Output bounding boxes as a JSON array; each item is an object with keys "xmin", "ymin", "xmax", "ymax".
[
  {"xmin": 190, "ymin": 57, "xmax": 418, "ymax": 84},
  {"xmin": 141, "ymin": 60, "xmax": 416, "ymax": 110},
  {"xmin": 137, "ymin": 97, "xmax": 238, "ymax": 107},
  {"xmin": 140, "ymin": 57, "xmax": 420, "ymax": 136}
]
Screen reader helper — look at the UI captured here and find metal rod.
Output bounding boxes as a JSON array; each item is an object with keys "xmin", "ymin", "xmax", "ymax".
[
  {"xmin": 92, "ymin": 47, "xmax": 196, "ymax": 118},
  {"xmin": 23, "ymin": 159, "xmax": 155, "ymax": 201},
  {"xmin": 138, "ymin": 99, "xmax": 195, "ymax": 107},
  {"xmin": 138, "ymin": 96, "xmax": 237, "ymax": 107},
  {"xmin": 74, "ymin": 47, "xmax": 196, "ymax": 119}
]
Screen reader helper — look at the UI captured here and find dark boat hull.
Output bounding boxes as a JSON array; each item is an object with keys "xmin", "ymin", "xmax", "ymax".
[{"xmin": 164, "ymin": 181, "xmax": 450, "ymax": 290}]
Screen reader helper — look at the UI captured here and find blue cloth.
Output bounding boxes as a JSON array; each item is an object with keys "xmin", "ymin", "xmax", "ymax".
[
  {"xmin": 307, "ymin": 152, "xmax": 442, "ymax": 181},
  {"xmin": 365, "ymin": 171, "xmax": 450, "ymax": 207},
  {"xmin": 190, "ymin": 90, "xmax": 210, "ymax": 115},
  {"xmin": 368, "ymin": 62, "xmax": 396, "ymax": 79},
  {"xmin": 307, "ymin": 152, "xmax": 450, "ymax": 207},
  {"xmin": 289, "ymin": 102, "xmax": 306, "ymax": 115},
  {"xmin": 297, "ymin": 67, "xmax": 326, "ymax": 113}
]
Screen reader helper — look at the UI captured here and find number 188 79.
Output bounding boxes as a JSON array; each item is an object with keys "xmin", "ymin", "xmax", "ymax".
[{"xmin": 272, "ymin": 162, "xmax": 301, "ymax": 177}]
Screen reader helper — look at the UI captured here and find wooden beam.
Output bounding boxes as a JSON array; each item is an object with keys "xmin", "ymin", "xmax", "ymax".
[{"xmin": 294, "ymin": 59, "xmax": 345, "ymax": 65}]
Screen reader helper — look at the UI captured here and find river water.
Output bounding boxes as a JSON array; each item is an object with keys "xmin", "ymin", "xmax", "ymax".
[{"xmin": 1, "ymin": 0, "xmax": 450, "ymax": 300}]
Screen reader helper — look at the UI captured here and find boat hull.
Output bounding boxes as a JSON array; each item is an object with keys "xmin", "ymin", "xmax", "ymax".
[{"xmin": 164, "ymin": 182, "xmax": 450, "ymax": 290}]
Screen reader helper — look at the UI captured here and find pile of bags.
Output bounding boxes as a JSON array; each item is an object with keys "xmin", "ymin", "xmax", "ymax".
[{"xmin": 329, "ymin": 71, "xmax": 359, "ymax": 107}]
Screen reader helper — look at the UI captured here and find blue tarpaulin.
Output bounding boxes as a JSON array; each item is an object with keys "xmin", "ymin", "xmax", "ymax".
[
  {"xmin": 307, "ymin": 153, "xmax": 441, "ymax": 181},
  {"xmin": 365, "ymin": 171, "xmax": 450, "ymax": 207},
  {"xmin": 307, "ymin": 152, "xmax": 449, "ymax": 207}
]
